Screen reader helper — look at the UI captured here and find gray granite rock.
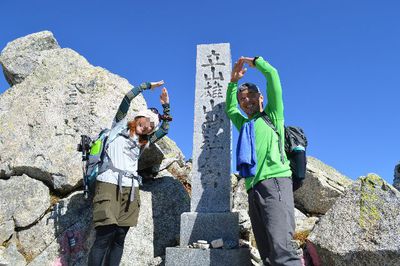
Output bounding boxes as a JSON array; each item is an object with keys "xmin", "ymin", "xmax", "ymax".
[
  {"xmin": 0, "ymin": 174, "xmax": 50, "ymax": 243},
  {"xmin": 294, "ymin": 156, "xmax": 353, "ymax": 214},
  {"xmin": 179, "ymin": 212, "xmax": 240, "ymax": 247},
  {"xmin": 307, "ymin": 174, "xmax": 400, "ymax": 266},
  {"xmin": 232, "ymin": 177, "xmax": 251, "ymax": 235},
  {"xmin": 138, "ymin": 136, "xmax": 187, "ymax": 179},
  {"xmin": 0, "ymin": 31, "xmax": 193, "ymax": 265},
  {"xmin": 165, "ymin": 247, "xmax": 251, "ymax": 266},
  {"xmin": 0, "ymin": 31, "xmax": 60, "ymax": 86},
  {"xmin": 190, "ymin": 43, "xmax": 232, "ymax": 213},
  {"xmin": 394, "ymin": 162, "xmax": 400, "ymax": 191},
  {"xmin": 0, "ymin": 220, "xmax": 13, "ymax": 246},
  {"xmin": 0, "ymin": 31, "xmax": 146, "ymax": 194},
  {"xmin": 294, "ymin": 208, "xmax": 319, "ymax": 233},
  {"xmin": 0, "ymin": 243, "xmax": 26, "ymax": 266},
  {"xmin": 18, "ymin": 191, "xmax": 92, "ymax": 264},
  {"xmin": 120, "ymin": 176, "xmax": 190, "ymax": 266},
  {"xmin": 24, "ymin": 176, "xmax": 189, "ymax": 265}
]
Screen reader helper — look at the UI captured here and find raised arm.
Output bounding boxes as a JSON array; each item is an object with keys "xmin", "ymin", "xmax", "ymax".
[
  {"xmin": 113, "ymin": 80, "xmax": 165, "ymax": 125},
  {"xmin": 225, "ymin": 60, "xmax": 247, "ymax": 130},
  {"xmin": 254, "ymin": 57, "xmax": 284, "ymax": 120},
  {"xmin": 149, "ymin": 88, "xmax": 171, "ymax": 144}
]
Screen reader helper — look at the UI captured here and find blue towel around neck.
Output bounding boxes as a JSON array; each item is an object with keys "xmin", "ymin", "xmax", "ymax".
[{"xmin": 236, "ymin": 120, "xmax": 257, "ymax": 178}]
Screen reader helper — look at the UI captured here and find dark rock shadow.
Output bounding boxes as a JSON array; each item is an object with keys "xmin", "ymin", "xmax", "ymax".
[
  {"xmin": 141, "ymin": 176, "xmax": 190, "ymax": 264},
  {"xmin": 50, "ymin": 192, "xmax": 93, "ymax": 265}
]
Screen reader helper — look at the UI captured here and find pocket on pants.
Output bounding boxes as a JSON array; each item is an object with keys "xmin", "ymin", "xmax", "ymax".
[
  {"xmin": 135, "ymin": 187, "xmax": 141, "ymax": 207},
  {"xmin": 93, "ymin": 193, "xmax": 112, "ymax": 223}
]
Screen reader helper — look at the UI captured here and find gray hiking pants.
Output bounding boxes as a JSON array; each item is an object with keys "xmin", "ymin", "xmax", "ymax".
[{"xmin": 248, "ymin": 177, "xmax": 301, "ymax": 266}]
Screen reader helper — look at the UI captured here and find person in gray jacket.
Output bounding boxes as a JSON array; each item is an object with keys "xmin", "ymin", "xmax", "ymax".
[{"xmin": 88, "ymin": 80, "xmax": 171, "ymax": 266}]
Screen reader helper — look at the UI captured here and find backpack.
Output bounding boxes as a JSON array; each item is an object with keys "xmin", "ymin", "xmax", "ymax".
[
  {"xmin": 77, "ymin": 129, "xmax": 110, "ymax": 199},
  {"xmin": 260, "ymin": 114, "xmax": 308, "ymax": 191}
]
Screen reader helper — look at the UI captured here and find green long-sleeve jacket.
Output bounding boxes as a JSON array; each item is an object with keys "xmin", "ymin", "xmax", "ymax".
[{"xmin": 225, "ymin": 57, "xmax": 292, "ymax": 191}]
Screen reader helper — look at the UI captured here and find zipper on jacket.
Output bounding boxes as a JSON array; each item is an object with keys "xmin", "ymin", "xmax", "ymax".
[
  {"xmin": 273, "ymin": 178, "xmax": 282, "ymax": 201},
  {"xmin": 276, "ymin": 136, "xmax": 285, "ymax": 164}
]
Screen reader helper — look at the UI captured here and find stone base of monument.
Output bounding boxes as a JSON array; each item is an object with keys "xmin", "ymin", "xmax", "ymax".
[
  {"xmin": 165, "ymin": 247, "xmax": 251, "ymax": 266},
  {"xmin": 179, "ymin": 212, "xmax": 240, "ymax": 246},
  {"xmin": 165, "ymin": 212, "xmax": 251, "ymax": 265}
]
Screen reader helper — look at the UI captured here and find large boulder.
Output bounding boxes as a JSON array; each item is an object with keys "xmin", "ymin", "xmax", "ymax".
[
  {"xmin": 231, "ymin": 176, "xmax": 251, "ymax": 239},
  {"xmin": 0, "ymin": 31, "xmax": 147, "ymax": 194},
  {"xmin": 294, "ymin": 157, "xmax": 353, "ymax": 214},
  {"xmin": 139, "ymin": 137, "xmax": 187, "ymax": 177},
  {"xmin": 120, "ymin": 176, "xmax": 190, "ymax": 266},
  {"xmin": 294, "ymin": 209, "xmax": 319, "ymax": 234},
  {"xmin": 0, "ymin": 31, "xmax": 60, "ymax": 86},
  {"xmin": 307, "ymin": 174, "xmax": 400, "ymax": 266},
  {"xmin": 394, "ymin": 162, "xmax": 400, "ymax": 191},
  {"xmin": 17, "ymin": 191, "xmax": 92, "ymax": 265},
  {"xmin": 18, "ymin": 176, "xmax": 189, "ymax": 265},
  {"xmin": 0, "ymin": 31, "xmax": 191, "ymax": 265},
  {"xmin": 0, "ymin": 174, "xmax": 50, "ymax": 243}
]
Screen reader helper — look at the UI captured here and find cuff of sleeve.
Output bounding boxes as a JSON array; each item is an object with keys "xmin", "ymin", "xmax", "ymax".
[
  {"xmin": 141, "ymin": 82, "xmax": 151, "ymax": 90},
  {"xmin": 254, "ymin": 56, "xmax": 263, "ymax": 67},
  {"xmin": 228, "ymin": 82, "xmax": 238, "ymax": 88}
]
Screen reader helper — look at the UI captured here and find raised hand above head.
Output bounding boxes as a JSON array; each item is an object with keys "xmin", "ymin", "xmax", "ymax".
[
  {"xmin": 240, "ymin": 56, "xmax": 256, "ymax": 68},
  {"xmin": 150, "ymin": 80, "xmax": 165, "ymax": 90},
  {"xmin": 230, "ymin": 58, "xmax": 247, "ymax": 83},
  {"xmin": 160, "ymin": 87, "xmax": 169, "ymax": 105}
]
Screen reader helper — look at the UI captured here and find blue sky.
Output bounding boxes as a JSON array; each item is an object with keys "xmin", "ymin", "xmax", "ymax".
[{"xmin": 1, "ymin": 0, "xmax": 399, "ymax": 184}]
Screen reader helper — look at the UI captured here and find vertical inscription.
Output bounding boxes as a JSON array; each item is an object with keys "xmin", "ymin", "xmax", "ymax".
[{"xmin": 192, "ymin": 43, "xmax": 232, "ymax": 213}]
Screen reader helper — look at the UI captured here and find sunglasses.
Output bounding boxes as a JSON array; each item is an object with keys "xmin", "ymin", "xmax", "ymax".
[{"xmin": 149, "ymin": 107, "xmax": 159, "ymax": 115}]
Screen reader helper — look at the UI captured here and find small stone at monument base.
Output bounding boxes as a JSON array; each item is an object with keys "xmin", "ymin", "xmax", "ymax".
[
  {"xmin": 165, "ymin": 247, "xmax": 251, "ymax": 266},
  {"xmin": 199, "ymin": 243, "xmax": 210, "ymax": 250},
  {"xmin": 211, "ymin": 238, "xmax": 224, "ymax": 248},
  {"xmin": 192, "ymin": 240, "xmax": 210, "ymax": 249}
]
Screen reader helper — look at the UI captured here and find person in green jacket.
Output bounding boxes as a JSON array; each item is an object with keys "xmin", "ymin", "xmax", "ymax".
[{"xmin": 226, "ymin": 56, "xmax": 301, "ymax": 265}]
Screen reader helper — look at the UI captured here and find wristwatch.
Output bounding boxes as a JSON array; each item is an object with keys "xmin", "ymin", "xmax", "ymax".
[{"xmin": 252, "ymin": 56, "xmax": 260, "ymax": 66}]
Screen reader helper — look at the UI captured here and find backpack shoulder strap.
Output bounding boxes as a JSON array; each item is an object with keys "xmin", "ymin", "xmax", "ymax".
[
  {"xmin": 260, "ymin": 112, "xmax": 279, "ymax": 136},
  {"xmin": 107, "ymin": 124, "xmax": 128, "ymax": 146}
]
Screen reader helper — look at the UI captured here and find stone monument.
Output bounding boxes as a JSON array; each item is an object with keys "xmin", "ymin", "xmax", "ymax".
[{"xmin": 165, "ymin": 43, "xmax": 250, "ymax": 265}]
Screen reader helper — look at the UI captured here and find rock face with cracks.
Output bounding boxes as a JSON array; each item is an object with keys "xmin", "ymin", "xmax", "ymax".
[
  {"xmin": 0, "ymin": 31, "xmax": 149, "ymax": 194},
  {"xmin": 0, "ymin": 31, "xmax": 191, "ymax": 265},
  {"xmin": 294, "ymin": 156, "xmax": 353, "ymax": 215},
  {"xmin": 0, "ymin": 175, "xmax": 50, "ymax": 243},
  {"xmin": 307, "ymin": 174, "xmax": 400, "ymax": 266}
]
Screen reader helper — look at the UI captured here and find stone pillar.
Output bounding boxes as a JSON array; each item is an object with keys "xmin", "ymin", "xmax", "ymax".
[{"xmin": 165, "ymin": 44, "xmax": 250, "ymax": 266}]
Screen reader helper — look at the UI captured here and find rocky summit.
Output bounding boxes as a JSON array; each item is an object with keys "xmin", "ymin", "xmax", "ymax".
[{"xmin": 0, "ymin": 31, "xmax": 399, "ymax": 265}]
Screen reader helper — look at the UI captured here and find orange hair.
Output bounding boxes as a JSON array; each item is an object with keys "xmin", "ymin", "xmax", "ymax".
[{"xmin": 127, "ymin": 118, "xmax": 149, "ymax": 147}]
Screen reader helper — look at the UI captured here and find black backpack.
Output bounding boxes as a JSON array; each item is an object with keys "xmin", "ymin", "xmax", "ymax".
[
  {"xmin": 77, "ymin": 129, "xmax": 111, "ymax": 199},
  {"xmin": 260, "ymin": 114, "xmax": 308, "ymax": 191}
]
